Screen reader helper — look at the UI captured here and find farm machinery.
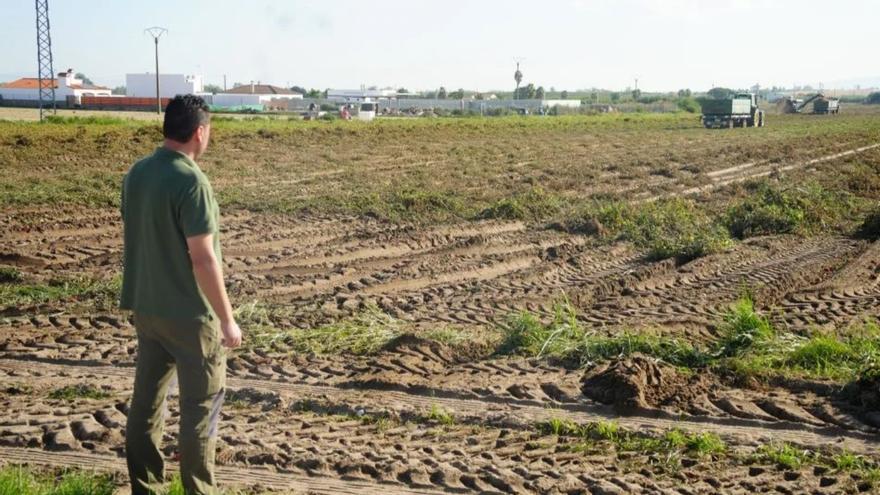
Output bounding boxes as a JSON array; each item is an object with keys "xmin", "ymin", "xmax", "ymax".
[
  {"xmin": 778, "ymin": 93, "xmax": 840, "ymax": 114},
  {"xmin": 701, "ymin": 93, "xmax": 765, "ymax": 129}
]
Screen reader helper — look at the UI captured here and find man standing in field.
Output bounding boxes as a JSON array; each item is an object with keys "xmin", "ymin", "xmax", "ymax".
[{"xmin": 120, "ymin": 94, "xmax": 242, "ymax": 495}]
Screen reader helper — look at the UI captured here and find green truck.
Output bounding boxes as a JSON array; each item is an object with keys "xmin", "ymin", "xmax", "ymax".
[
  {"xmin": 701, "ymin": 93, "xmax": 765, "ymax": 129},
  {"xmin": 812, "ymin": 97, "xmax": 840, "ymax": 114}
]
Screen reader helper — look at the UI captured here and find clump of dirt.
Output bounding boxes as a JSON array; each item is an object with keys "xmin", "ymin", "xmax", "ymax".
[
  {"xmin": 581, "ymin": 354, "xmax": 714, "ymax": 411},
  {"xmin": 226, "ymin": 388, "xmax": 282, "ymax": 411},
  {"xmin": 844, "ymin": 371, "xmax": 880, "ymax": 410}
]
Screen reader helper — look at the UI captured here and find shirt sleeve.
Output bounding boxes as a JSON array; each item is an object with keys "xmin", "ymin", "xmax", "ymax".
[{"xmin": 178, "ymin": 179, "xmax": 217, "ymax": 238}]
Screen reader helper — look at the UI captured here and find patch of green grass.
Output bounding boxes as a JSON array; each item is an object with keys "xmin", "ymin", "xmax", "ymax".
[
  {"xmin": 48, "ymin": 384, "xmax": 111, "ymax": 401},
  {"xmin": 480, "ymin": 187, "xmax": 564, "ymax": 222},
  {"xmin": 0, "ymin": 465, "xmax": 116, "ymax": 495},
  {"xmin": 752, "ymin": 443, "xmax": 815, "ymax": 470},
  {"xmin": 537, "ymin": 419, "xmax": 725, "ymax": 463},
  {"xmin": 833, "ymin": 451, "xmax": 868, "ymax": 471},
  {"xmin": 44, "ymin": 115, "xmax": 131, "ymax": 126},
  {"xmin": 0, "ymin": 275, "xmax": 121, "ymax": 311},
  {"xmin": 724, "ymin": 182, "xmax": 857, "ymax": 239},
  {"xmin": 0, "ymin": 266, "xmax": 22, "ymax": 283},
  {"xmin": 498, "ymin": 299, "xmax": 706, "ymax": 367},
  {"xmin": 426, "ymin": 404, "xmax": 455, "ymax": 425},
  {"xmin": 578, "ymin": 198, "xmax": 732, "ymax": 262},
  {"xmin": 713, "ymin": 296, "xmax": 775, "ymax": 358},
  {"xmin": 720, "ymin": 321, "xmax": 880, "ymax": 382}
]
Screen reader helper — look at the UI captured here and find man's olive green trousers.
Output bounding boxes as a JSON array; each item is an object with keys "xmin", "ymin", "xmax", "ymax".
[{"xmin": 126, "ymin": 313, "xmax": 226, "ymax": 495}]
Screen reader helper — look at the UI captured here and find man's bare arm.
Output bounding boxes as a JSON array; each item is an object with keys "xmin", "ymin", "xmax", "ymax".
[{"xmin": 186, "ymin": 233, "xmax": 241, "ymax": 348}]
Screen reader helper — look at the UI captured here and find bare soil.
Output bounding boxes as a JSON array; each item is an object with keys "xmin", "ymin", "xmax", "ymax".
[{"xmin": 3, "ymin": 112, "xmax": 880, "ymax": 493}]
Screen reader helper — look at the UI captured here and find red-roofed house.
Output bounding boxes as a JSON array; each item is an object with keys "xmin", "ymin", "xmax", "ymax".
[{"xmin": 0, "ymin": 69, "xmax": 111, "ymax": 102}]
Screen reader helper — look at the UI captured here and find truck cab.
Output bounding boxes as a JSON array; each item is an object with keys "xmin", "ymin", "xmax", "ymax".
[{"xmin": 356, "ymin": 99, "xmax": 378, "ymax": 121}]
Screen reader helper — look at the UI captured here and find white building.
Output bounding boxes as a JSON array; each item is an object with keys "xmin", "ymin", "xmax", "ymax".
[
  {"xmin": 0, "ymin": 69, "xmax": 111, "ymax": 101},
  {"xmin": 126, "ymin": 73, "xmax": 203, "ymax": 98},
  {"xmin": 212, "ymin": 84, "xmax": 303, "ymax": 108}
]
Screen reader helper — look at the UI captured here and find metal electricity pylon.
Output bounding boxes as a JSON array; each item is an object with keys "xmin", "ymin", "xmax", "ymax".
[
  {"xmin": 35, "ymin": 0, "xmax": 56, "ymax": 121},
  {"xmin": 145, "ymin": 27, "xmax": 168, "ymax": 114}
]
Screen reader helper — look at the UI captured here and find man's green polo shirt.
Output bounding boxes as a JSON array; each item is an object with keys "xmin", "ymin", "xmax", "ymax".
[{"xmin": 120, "ymin": 147, "xmax": 221, "ymax": 320}]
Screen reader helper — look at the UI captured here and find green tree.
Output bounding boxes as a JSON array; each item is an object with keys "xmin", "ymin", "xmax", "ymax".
[
  {"xmin": 561, "ymin": 90, "xmax": 569, "ymax": 99},
  {"xmin": 535, "ymin": 86, "xmax": 545, "ymax": 99},
  {"xmin": 438, "ymin": 86, "xmax": 448, "ymax": 99},
  {"xmin": 677, "ymin": 88, "xmax": 692, "ymax": 97},
  {"xmin": 449, "ymin": 88, "xmax": 465, "ymax": 99},
  {"xmin": 397, "ymin": 87, "xmax": 409, "ymax": 94},
  {"xmin": 307, "ymin": 89, "xmax": 322, "ymax": 98},
  {"xmin": 610, "ymin": 92, "xmax": 621, "ymax": 103},
  {"xmin": 111, "ymin": 86, "xmax": 126, "ymax": 95},
  {"xmin": 515, "ymin": 83, "xmax": 536, "ymax": 99},
  {"xmin": 203, "ymin": 84, "xmax": 222, "ymax": 94},
  {"xmin": 75, "ymin": 72, "xmax": 94, "ymax": 85},
  {"xmin": 867, "ymin": 92, "xmax": 880, "ymax": 104},
  {"xmin": 631, "ymin": 89, "xmax": 642, "ymax": 101},
  {"xmin": 289, "ymin": 85, "xmax": 307, "ymax": 95}
]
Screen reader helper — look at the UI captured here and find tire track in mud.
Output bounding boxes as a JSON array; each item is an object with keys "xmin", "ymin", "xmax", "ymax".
[
  {"xmin": 0, "ymin": 447, "xmax": 448, "ymax": 495},
  {"xmin": 2, "ymin": 359, "xmax": 877, "ymax": 456}
]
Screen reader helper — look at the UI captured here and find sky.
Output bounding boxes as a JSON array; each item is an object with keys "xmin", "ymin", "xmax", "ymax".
[{"xmin": 1, "ymin": 0, "xmax": 878, "ymax": 93}]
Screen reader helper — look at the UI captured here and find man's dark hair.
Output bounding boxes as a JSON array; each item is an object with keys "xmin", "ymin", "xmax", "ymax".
[{"xmin": 163, "ymin": 94, "xmax": 210, "ymax": 143}]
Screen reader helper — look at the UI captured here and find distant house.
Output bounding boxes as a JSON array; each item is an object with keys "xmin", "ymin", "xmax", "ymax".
[
  {"xmin": 126, "ymin": 73, "xmax": 204, "ymax": 98},
  {"xmin": 213, "ymin": 83, "xmax": 303, "ymax": 108},
  {"xmin": 0, "ymin": 69, "xmax": 111, "ymax": 101}
]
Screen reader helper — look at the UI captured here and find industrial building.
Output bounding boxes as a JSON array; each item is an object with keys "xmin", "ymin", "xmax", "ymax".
[
  {"xmin": 125, "ymin": 73, "xmax": 204, "ymax": 98},
  {"xmin": 0, "ymin": 69, "xmax": 111, "ymax": 102},
  {"xmin": 213, "ymin": 83, "xmax": 303, "ymax": 109}
]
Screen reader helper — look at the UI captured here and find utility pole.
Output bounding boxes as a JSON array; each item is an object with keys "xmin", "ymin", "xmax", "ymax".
[
  {"xmin": 35, "ymin": 0, "xmax": 56, "ymax": 122},
  {"xmin": 145, "ymin": 27, "xmax": 167, "ymax": 114},
  {"xmin": 223, "ymin": 74, "xmax": 227, "ymax": 91}
]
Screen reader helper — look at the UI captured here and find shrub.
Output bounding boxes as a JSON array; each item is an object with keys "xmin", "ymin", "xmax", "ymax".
[
  {"xmin": 867, "ymin": 92, "xmax": 880, "ymax": 105},
  {"xmin": 676, "ymin": 97, "xmax": 701, "ymax": 113}
]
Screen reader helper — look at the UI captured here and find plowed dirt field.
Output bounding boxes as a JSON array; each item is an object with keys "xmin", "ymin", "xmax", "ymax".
[{"xmin": 2, "ymin": 111, "xmax": 880, "ymax": 494}]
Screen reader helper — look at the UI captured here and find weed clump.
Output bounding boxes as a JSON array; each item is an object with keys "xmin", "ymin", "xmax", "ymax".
[
  {"xmin": 577, "ymin": 198, "xmax": 731, "ymax": 262},
  {"xmin": 713, "ymin": 297, "xmax": 775, "ymax": 358},
  {"xmin": 724, "ymin": 183, "xmax": 853, "ymax": 239}
]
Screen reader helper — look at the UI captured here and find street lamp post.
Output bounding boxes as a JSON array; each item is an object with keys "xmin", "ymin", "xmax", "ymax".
[{"xmin": 144, "ymin": 27, "xmax": 167, "ymax": 115}]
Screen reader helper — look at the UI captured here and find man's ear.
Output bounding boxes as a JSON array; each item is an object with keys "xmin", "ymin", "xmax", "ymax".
[{"xmin": 192, "ymin": 125, "xmax": 205, "ymax": 144}]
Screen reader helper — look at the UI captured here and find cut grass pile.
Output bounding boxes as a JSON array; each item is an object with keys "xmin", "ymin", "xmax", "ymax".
[{"xmin": 237, "ymin": 301, "xmax": 489, "ymax": 356}]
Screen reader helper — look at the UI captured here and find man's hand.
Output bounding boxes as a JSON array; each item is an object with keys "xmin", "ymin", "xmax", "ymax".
[{"xmin": 220, "ymin": 320, "xmax": 242, "ymax": 349}]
